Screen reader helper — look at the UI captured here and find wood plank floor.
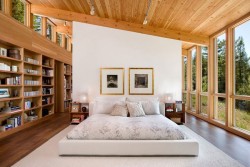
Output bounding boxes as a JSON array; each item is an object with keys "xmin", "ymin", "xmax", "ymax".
[{"xmin": 0, "ymin": 112, "xmax": 249, "ymax": 167}]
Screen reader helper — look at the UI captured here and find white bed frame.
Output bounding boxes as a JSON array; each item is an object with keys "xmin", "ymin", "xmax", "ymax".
[
  {"xmin": 58, "ymin": 138, "xmax": 199, "ymax": 156},
  {"xmin": 58, "ymin": 98, "xmax": 199, "ymax": 156}
]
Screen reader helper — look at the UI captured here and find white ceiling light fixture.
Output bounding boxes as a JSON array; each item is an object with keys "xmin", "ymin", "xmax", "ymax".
[
  {"xmin": 90, "ymin": 0, "xmax": 95, "ymax": 16},
  {"xmin": 143, "ymin": 0, "xmax": 152, "ymax": 25}
]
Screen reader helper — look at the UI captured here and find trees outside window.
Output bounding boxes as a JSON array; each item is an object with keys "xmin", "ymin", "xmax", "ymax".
[
  {"xmin": 200, "ymin": 46, "xmax": 208, "ymax": 115},
  {"xmin": 33, "ymin": 15, "xmax": 42, "ymax": 34},
  {"xmin": 234, "ymin": 20, "xmax": 250, "ymax": 131},
  {"xmin": 214, "ymin": 33, "xmax": 226, "ymax": 123},
  {"xmin": 12, "ymin": 0, "xmax": 26, "ymax": 24}
]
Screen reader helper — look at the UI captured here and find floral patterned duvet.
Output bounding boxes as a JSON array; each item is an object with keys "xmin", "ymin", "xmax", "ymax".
[{"xmin": 67, "ymin": 114, "xmax": 187, "ymax": 140}]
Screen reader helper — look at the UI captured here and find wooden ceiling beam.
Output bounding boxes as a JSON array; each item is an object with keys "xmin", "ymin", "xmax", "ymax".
[
  {"xmin": 31, "ymin": 4, "xmax": 209, "ymax": 45},
  {"xmin": 56, "ymin": 25, "xmax": 72, "ymax": 35}
]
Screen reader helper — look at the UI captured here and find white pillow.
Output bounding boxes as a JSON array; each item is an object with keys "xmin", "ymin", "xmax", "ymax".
[
  {"xmin": 140, "ymin": 101, "xmax": 160, "ymax": 115},
  {"xmin": 126, "ymin": 96, "xmax": 159, "ymax": 102},
  {"xmin": 110, "ymin": 104, "xmax": 128, "ymax": 117},
  {"xmin": 126, "ymin": 102, "xmax": 145, "ymax": 117},
  {"xmin": 93, "ymin": 101, "xmax": 125, "ymax": 114}
]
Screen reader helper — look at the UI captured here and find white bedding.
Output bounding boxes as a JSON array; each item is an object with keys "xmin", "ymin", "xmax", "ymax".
[{"xmin": 67, "ymin": 114, "xmax": 187, "ymax": 140}]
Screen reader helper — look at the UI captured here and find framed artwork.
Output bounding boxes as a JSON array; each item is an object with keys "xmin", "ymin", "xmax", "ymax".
[
  {"xmin": 100, "ymin": 68, "xmax": 124, "ymax": 95},
  {"xmin": 129, "ymin": 68, "xmax": 154, "ymax": 95}
]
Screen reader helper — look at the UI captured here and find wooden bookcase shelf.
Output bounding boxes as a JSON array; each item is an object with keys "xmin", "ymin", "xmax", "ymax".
[{"xmin": 0, "ymin": 44, "xmax": 56, "ymax": 138}]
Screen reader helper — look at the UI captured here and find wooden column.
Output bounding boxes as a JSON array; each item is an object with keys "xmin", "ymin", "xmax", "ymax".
[
  {"xmin": 3, "ymin": 0, "xmax": 11, "ymax": 16},
  {"xmin": 225, "ymin": 28, "xmax": 234, "ymax": 127},
  {"xmin": 196, "ymin": 46, "xmax": 201, "ymax": 114},
  {"xmin": 42, "ymin": 17, "xmax": 47, "ymax": 37}
]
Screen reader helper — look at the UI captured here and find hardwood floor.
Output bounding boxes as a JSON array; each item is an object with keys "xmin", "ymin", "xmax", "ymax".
[
  {"xmin": 0, "ymin": 112, "xmax": 249, "ymax": 167},
  {"xmin": 185, "ymin": 113, "xmax": 250, "ymax": 167},
  {"xmin": 0, "ymin": 112, "xmax": 69, "ymax": 167}
]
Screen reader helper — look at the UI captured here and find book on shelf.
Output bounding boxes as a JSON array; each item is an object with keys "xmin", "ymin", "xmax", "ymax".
[
  {"xmin": 0, "ymin": 76, "xmax": 21, "ymax": 85},
  {"xmin": 24, "ymin": 57, "xmax": 39, "ymax": 65},
  {"xmin": 165, "ymin": 103, "xmax": 174, "ymax": 112}
]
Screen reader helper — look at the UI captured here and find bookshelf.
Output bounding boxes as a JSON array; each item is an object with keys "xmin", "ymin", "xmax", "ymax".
[
  {"xmin": 42, "ymin": 55, "xmax": 54, "ymax": 118},
  {"xmin": 0, "ymin": 42, "xmax": 56, "ymax": 138},
  {"xmin": 64, "ymin": 64, "xmax": 72, "ymax": 112}
]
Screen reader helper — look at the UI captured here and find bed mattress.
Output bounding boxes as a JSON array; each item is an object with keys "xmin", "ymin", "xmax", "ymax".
[{"xmin": 67, "ymin": 114, "xmax": 186, "ymax": 140}]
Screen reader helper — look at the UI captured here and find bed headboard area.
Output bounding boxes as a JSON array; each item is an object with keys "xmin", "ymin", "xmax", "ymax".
[{"xmin": 89, "ymin": 96, "xmax": 165, "ymax": 116}]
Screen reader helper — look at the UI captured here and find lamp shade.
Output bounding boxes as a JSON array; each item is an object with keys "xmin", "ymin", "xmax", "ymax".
[{"xmin": 164, "ymin": 93, "xmax": 174, "ymax": 103}]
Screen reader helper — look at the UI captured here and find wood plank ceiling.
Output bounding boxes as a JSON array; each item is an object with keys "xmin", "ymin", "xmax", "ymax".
[{"xmin": 28, "ymin": 0, "xmax": 250, "ymax": 49}]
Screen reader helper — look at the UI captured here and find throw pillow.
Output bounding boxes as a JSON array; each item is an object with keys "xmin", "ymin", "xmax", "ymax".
[
  {"xmin": 126, "ymin": 102, "xmax": 145, "ymax": 117},
  {"xmin": 110, "ymin": 104, "xmax": 128, "ymax": 117}
]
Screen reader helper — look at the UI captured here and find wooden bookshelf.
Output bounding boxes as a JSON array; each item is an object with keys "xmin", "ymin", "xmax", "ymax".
[{"xmin": 42, "ymin": 55, "xmax": 54, "ymax": 118}]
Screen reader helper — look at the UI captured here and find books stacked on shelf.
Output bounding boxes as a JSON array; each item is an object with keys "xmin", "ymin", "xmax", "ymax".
[
  {"xmin": 165, "ymin": 103, "xmax": 174, "ymax": 112},
  {"xmin": 42, "ymin": 96, "xmax": 52, "ymax": 105},
  {"xmin": 71, "ymin": 115, "xmax": 84, "ymax": 124},
  {"xmin": 42, "ymin": 78, "xmax": 51, "ymax": 85},
  {"xmin": 24, "ymin": 91, "xmax": 40, "ymax": 97},
  {"xmin": 175, "ymin": 101, "xmax": 183, "ymax": 112},
  {"xmin": 24, "ymin": 69, "xmax": 39, "ymax": 74},
  {"xmin": 0, "ymin": 63, "xmax": 11, "ymax": 71},
  {"xmin": 42, "ymin": 69, "xmax": 53, "ymax": 76},
  {"xmin": 42, "ymin": 88, "xmax": 53, "ymax": 95},
  {"xmin": 24, "ymin": 57, "xmax": 39, "ymax": 65},
  {"xmin": 42, "ymin": 59, "xmax": 50, "ymax": 66},
  {"xmin": 24, "ymin": 100, "xmax": 32, "ymax": 109},
  {"xmin": 0, "ymin": 115, "xmax": 22, "ymax": 131},
  {"xmin": 64, "ymin": 100, "xmax": 70, "ymax": 109},
  {"xmin": 0, "ymin": 76, "xmax": 21, "ymax": 85},
  {"xmin": 7, "ymin": 49, "xmax": 21, "ymax": 60},
  {"xmin": 64, "ymin": 64, "xmax": 71, "ymax": 74},
  {"xmin": 24, "ymin": 80, "xmax": 39, "ymax": 85}
]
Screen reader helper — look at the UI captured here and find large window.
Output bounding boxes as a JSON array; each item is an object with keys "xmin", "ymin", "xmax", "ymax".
[
  {"xmin": 183, "ymin": 56, "xmax": 188, "ymax": 91},
  {"xmin": 200, "ymin": 46, "xmax": 208, "ymax": 115},
  {"xmin": 46, "ymin": 20, "xmax": 54, "ymax": 41},
  {"xmin": 214, "ymin": 33, "xmax": 226, "ymax": 123},
  {"xmin": 190, "ymin": 48, "xmax": 197, "ymax": 111},
  {"xmin": 12, "ymin": 0, "xmax": 26, "ymax": 24},
  {"xmin": 56, "ymin": 33, "xmax": 62, "ymax": 46},
  {"xmin": 233, "ymin": 20, "xmax": 250, "ymax": 132},
  {"xmin": 33, "ymin": 15, "xmax": 42, "ymax": 34}
]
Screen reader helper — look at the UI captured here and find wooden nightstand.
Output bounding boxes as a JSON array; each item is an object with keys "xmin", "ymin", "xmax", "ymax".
[
  {"xmin": 69, "ymin": 102, "xmax": 89, "ymax": 124},
  {"xmin": 165, "ymin": 103, "xmax": 185, "ymax": 124}
]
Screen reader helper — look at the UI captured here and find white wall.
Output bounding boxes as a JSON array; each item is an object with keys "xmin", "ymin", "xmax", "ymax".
[{"xmin": 73, "ymin": 22, "xmax": 182, "ymax": 101}]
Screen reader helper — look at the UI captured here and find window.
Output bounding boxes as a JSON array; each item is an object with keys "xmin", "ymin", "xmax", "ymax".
[
  {"xmin": 201, "ymin": 46, "xmax": 208, "ymax": 92},
  {"xmin": 33, "ymin": 15, "xmax": 42, "ymax": 34},
  {"xmin": 216, "ymin": 34, "xmax": 226, "ymax": 94},
  {"xmin": 12, "ymin": 0, "xmax": 26, "ymax": 24},
  {"xmin": 191, "ymin": 48, "xmax": 197, "ymax": 91},
  {"xmin": 56, "ymin": 33, "xmax": 62, "ymax": 46},
  {"xmin": 233, "ymin": 20, "xmax": 250, "ymax": 132},
  {"xmin": 65, "ymin": 36, "xmax": 68, "ymax": 50},
  {"xmin": 214, "ymin": 33, "xmax": 226, "ymax": 123},
  {"xmin": 183, "ymin": 56, "xmax": 188, "ymax": 91},
  {"xmin": 46, "ymin": 20, "xmax": 54, "ymax": 41},
  {"xmin": 200, "ymin": 46, "xmax": 208, "ymax": 115}
]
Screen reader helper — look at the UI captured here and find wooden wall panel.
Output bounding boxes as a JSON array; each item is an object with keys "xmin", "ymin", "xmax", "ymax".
[{"xmin": 0, "ymin": 13, "xmax": 72, "ymax": 65}]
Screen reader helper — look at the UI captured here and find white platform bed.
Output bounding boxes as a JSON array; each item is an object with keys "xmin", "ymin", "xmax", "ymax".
[
  {"xmin": 58, "ymin": 97, "xmax": 199, "ymax": 156},
  {"xmin": 58, "ymin": 137, "xmax": 199, "ymax": 156}
]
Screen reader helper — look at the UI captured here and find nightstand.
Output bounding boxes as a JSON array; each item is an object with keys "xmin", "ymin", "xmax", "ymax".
[
  {"xmin": 165, "ymin": 103, "xmax": 185, "ymax": 124},
  {"xmin": 69, "ymin": 102, "xmax": 89, "ymax": 124}
]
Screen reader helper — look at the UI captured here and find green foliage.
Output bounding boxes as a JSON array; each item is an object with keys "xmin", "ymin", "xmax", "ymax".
[
  {"xmin": 33, "ymin": 15, "xmax": 42, "ymax": 33},
  {"xmin": 184, "ymin": 57, "xmax": 187, "ymax": 90},
  {"xmin": 201, "ymin": 47, "xmax": 208, "ymax": 92},
  {"xmin": 192, "ymin": 50, "xmax": 196, "ymax": 90},
  {"xmin": 235, "ymin": 36, "xmax": 250, "ymax": 96},
  {"xmin": 12, "ymin": 0, "xmax": 25, "ymax": 24},
  {"xmin": 217, "ymin": 38, "xmax": 226, "ymax": 93}
]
